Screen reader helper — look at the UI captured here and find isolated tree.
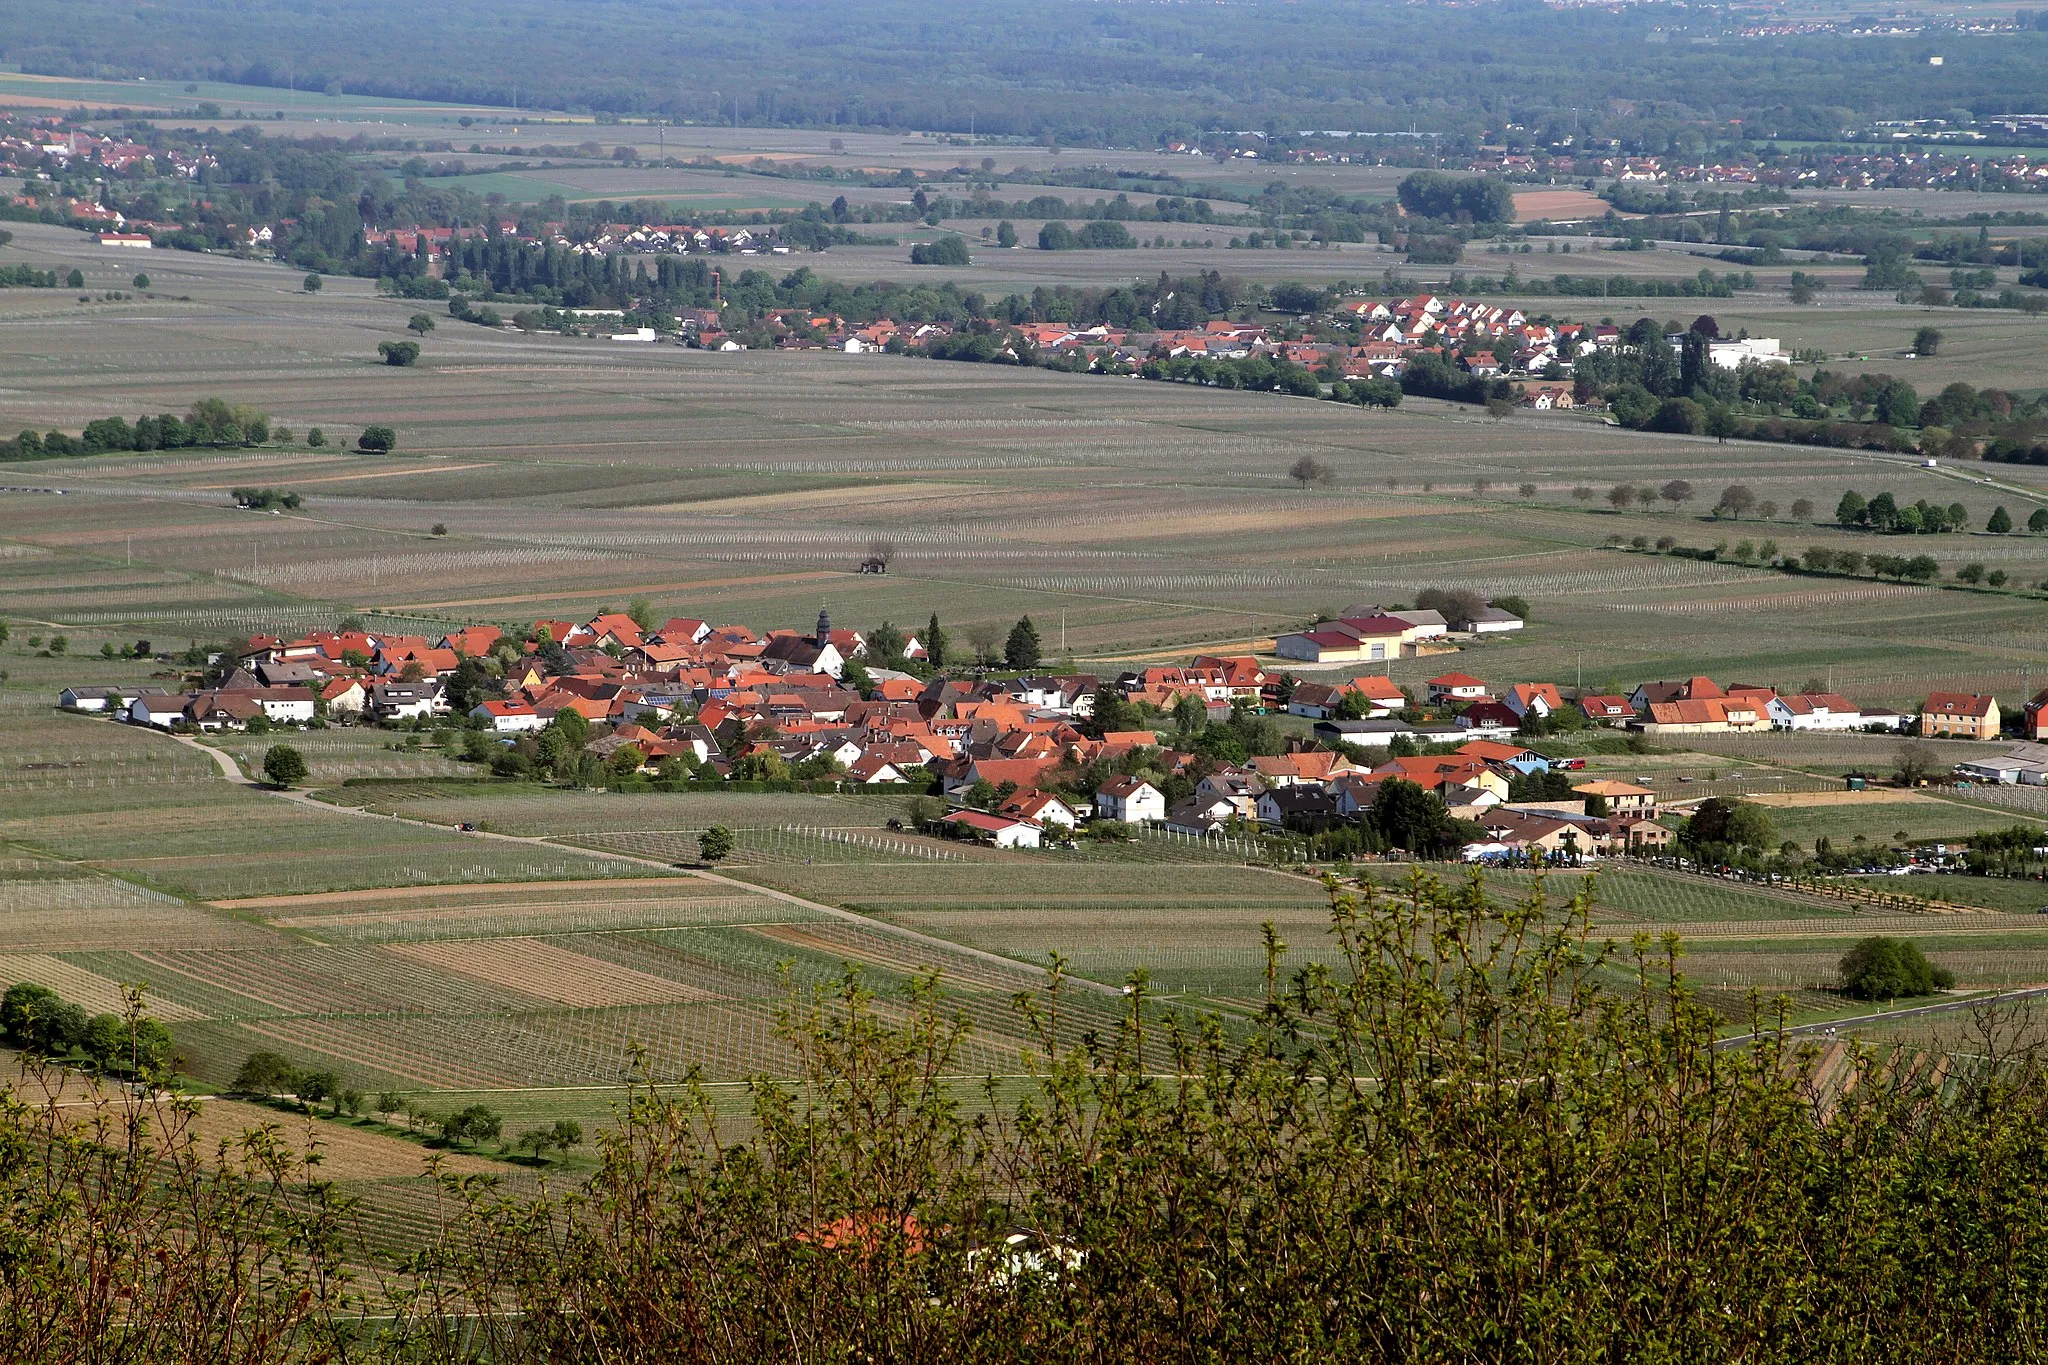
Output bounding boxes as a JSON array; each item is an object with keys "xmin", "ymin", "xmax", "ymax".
[
  {"xmin": 1894, "ymin": 741, "xmax": 1938, "ymax": 787},
  {"xmin": 262, "ymin": 744, "xmax": 308, "ymax": 788},
  {"xmin": 1659, "ymin": 479, "xmax": 1694, "ymax": 508},
  {"xmin": 302, "ymin": 273, "xmax": 322, "ymax": 293},
  {"xmin": 867, "ymin": 536, "xmax": 898, "ymax": 570},
  {"xmin": 1840, "ymin": 936, "xmax": 1952, "ymax": 1001},
  {"xmin": 133, "ymin": 273, "xmax": 149, "ymax": 289},
  {"xmin": 431, "ymin": 522, "xmax": 447, "ymax": 536},
  {"xmin": 1791, "ymin": 498, "xmax": 1815, "ymax": 521},
  {"xmin": 924, "ymin": 612, "xmax": 948, "ymax": 669},
  {"xmin": 1715, "ymin": 484, "xmax": 1758, "ymax": 519},
  {"xmin": 1484, "ymin": 396, "xmax": 1514, "ymax": 422},
  {"xmin": 378, "ymin": 340, "xmax": 420, "ymax": 366},
  {"xmin": 698, "ymin": 825, "xmax": 734, "ymax": 864},
  {"xmin": 1757, "ymin": 500, "xmax": 1778, "ymax": 521},
  {"xmin": 408, "ymin": 313, "xmax": 436, "ymax": 337},
  {"xmin": 2032, "ymin": 508, "xmax": 2048, "ymax": 534},
  {"xmin": 232, "ymin": 1050, "xmax": 300, "ymax": 1095},
  {"xmin": 356, "ymin": 426, "xmax": 396, "ymax": 453},
  {"xmin": 1288, "ymin": 455, "xmax": 1334, "ymax": 488},
  {"xmin": 965, "ymin": 622, "xmax": 1001, "ymax": 668},
  {"xmin": 996, "ymin": 220, "xmax": 1018, "ymax": 248},
  {"xmin": 1004, "ymin": 615, "xmax": 1043, "ymax": 670},
  {"xmin": 1572, "ymin": 486, "xmax": 1594, "ymax": 503},
  {"xmin": 1912, "ymin": 327, "xmax": 1943, "ymax": 357},
  {"xmin": 1517, "ymin": 483, "xmax": 1537, "ymax": 499},
  {"xmin": 1957, "ymin": 563, "xmax": 1986, "ymax": 585},
  {"xmin": 1988, "ymin": 506, "xmax": 2013, "ymax": 534},
  {"xmin": 306, "ymin": 427, "xmax": 326, "ymax": 448},
  {"xmin": 66, "ymin": 268, "xmax": 84, "ymax": 289}
]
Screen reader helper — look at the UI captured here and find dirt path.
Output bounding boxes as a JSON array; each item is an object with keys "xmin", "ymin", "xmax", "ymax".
[{"xmin": 166, "ymin": 734, "xmax": 1116, "ymax": 997}]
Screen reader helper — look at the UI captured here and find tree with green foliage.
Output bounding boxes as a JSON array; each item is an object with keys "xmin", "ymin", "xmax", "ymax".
[
  {"xmin": 1988, "ymin": 506, "xmax": 2013, "ymax": 534},
  {"xmin": 378, "ymin": 340, "xmax": 420, "ymax": 366},
  {"xmin": 232, "ymin": 1050, "xmax": 300, "ymax": 1095},
  {"xmin": 261, "ymin": 745, "xmax": 308, "ymax": 788},
  {"xmin": 407, "ymin": 312, "xmax": 436, "ymax": 337},
  {"xmin": 1912, "ymin": 327, "xmax": 1943, "ymax": 357},
  {"xmin": 995, "ymin": 220, "xmax": 1018, "ymax": 248},
  {"xmin": 1004, "ymin": 615, "xmax": 1042, "ymax": 670},
  {"xmin": 1, "ymin": 982, "xmax": 88, "ymax": 1054},
  {"xmin": 698, "ymin": 825, "xmax": 734, "ymax": 864},
  {"xmin": 356, "ymin": 425, "xmax": 396, "ymax": 453},
  {"xmin": 1836, "ymin": 490, "xmax": 1868, "ymax": 526},
  {"xmin": 909, "ymin": 235, "xmax": 970, "ymax": 265},
  {"xmin": 924, "ymin": 613, "xmax": 948, "ymax": 670},
  {"xmin": 306, "ymin": 426, "xmax": 326, "ymax": 448},
  {"xmin": 66, "ymin": 268, "xmax": 84, "ymax": 289},
  {"xmin": 441, "ymin": 1104, "xmax": 503, "ymax": 1149},
  {"xmin": 1840, "ymin": 935, "xmax": 1953, "ymax": 1000},
  {"xmin": 302, "ymin": 272, "xmax": 322, "ymax": 293}
]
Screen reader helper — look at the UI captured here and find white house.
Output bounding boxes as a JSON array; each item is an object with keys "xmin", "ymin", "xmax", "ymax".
[
  {"xmin": 60, "ymin": 685, "xmax": 160, "ymax": 712},
  {"xmin": 943, "ymin": 809, "xmax": 1042, "ymax": 849},
  {"xmin": 247, "ymin": 686, "xmax": 316, "ymax": 725},
  {"xmin": 127, "ymin": 693, "xmax": 189, "ymax": 728},
  {"xmin": 1165, "ymin": 795, "xmax": 1236, "ymax": 836},
  {"xmin": 1096, "ymin": 776, "xmax": 1166, "ymax": 824},
  {"xmin": 472, "ymin": 700, "xmax": 545, "ymax": 733},
  {"xmin": 1767, "ymin": 693, "xmax": 1864, "ymax": 732},
  {"xmin": 1002, "ymin": 789, "xmax": 1079, "ymax": 828},
  {"xmin": 1459, "ymin": 607, "xmax": 1526, "ymax": 634}
]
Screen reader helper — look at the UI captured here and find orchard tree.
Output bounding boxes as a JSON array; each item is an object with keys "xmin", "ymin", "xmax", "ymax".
[{"xmin": 262, "ymin": 745, "xmax": 308, "ymax": 788}]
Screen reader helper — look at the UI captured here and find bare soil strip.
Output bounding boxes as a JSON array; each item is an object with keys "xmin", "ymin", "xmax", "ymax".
[
  {"xmin": 385, "ymin": 937, "xmax": 721, "ymax": 1006},
  {"xmin": 213, "ymin": 878, "xmax": 687, "ymax": 910}
]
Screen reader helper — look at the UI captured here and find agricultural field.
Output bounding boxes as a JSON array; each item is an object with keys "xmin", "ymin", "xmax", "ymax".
[{"xmin": 9, "ymin": 215, "xmax": 2048, "ymax": 703}]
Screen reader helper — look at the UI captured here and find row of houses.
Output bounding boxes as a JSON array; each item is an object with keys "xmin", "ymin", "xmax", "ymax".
[{"xmin": 1273, "ymin": 604, "xmax": 1524, "ymax": 665}]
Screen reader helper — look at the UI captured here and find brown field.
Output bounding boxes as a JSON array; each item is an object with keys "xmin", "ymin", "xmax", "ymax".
[
  {"xmin": 385, "ymin": 937, "xmax": 723, "ymax": 1006},
  {"xmin": 1514, "ymin": 188, "xmax": 1613, "ymax": 221}
]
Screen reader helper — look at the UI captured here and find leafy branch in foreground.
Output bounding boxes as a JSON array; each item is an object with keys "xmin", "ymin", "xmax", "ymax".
[{"xmin": 7, "ymin": 875, "xmax": 2048, "ymax": 1361}]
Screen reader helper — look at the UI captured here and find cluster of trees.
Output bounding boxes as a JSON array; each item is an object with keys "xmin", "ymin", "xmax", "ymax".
[
  {"xmin": 1322, "ymin": 377, "xmax": 1403, "ymax": 410},
  {"xmin": 377, "ymin": 339, "xmax": 421, "ymax": 366},
  {"xmin": 0, "ymin": 264, "xmax": 64, "ymax": 287},
  {"xmin": 1037, "ymin": 220, "xmax": 1137, "ymax": 251},
  {"xmin": 1, "ymin": 981, "xmax": 173, "ymax": 1076},
  {"xmin": 907, "ymin": 235, "xmax": 970, "ymax": 265},
  {"xmin": 1, "ymin": 398, "xmax": 275, "ymax": 461},
  {"xmin": 1838, "ymin": 935, "xmax": 1955, "ymax": 1001},
  {"xmin": 1835, "ymin": 490, "xmax": 1975, "ymax": 535},
  {"xmin": 1798, "ymin": 545, "xmax": 1943, "ymax": 582},
  {"xmin": 232, "ymin": 487, "xmax": 302, "ymax": 511},
  {"xmin": 1135, "ymin": 353, "xmax": 1320, "ymax": 396}
]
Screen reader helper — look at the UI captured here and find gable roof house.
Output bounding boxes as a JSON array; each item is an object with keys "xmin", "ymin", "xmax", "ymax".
[
  {"xmin": 1921, "ymin": 692, "xmax": 2001, "ymax": 741},
  {"xmin": 943, "ymin": 809, "xmax": 1043, "ymax": 849},
  {"xmin": 1256, "ymin": 785, "xmax": 1342, "ymax": 832},
  {"xmin": 1096, "ymin": 776, "xmax": 1167, "ymax": 825},
  {"xmin": 1427, "ymin": 672, "xmax": 1490, "ymax": 704},
  {"xmin": 1578, "ymin": 694, "xmax": 1636, "ymax": 725}
]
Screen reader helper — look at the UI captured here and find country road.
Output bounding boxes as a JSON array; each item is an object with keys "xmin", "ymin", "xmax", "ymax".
[
  {"xmin": 1720, "ymin": 984, "xmax": 2048, "ymax": 1048},
  {"xmin": 165, "ymin": 732, "xmax": 1120, "ymax": 997}
]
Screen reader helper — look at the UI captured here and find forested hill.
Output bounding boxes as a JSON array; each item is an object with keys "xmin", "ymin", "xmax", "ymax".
[{"xmin": 7, "ymin": 0, "xmax": 2047, "ymax": 146}]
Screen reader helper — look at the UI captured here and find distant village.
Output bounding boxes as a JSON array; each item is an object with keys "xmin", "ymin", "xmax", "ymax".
[{"xmin": 52, "ymin": 600, "xmax": 2047, "ymax": 863}]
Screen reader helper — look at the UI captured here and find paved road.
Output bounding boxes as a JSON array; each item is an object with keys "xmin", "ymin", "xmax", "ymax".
[
  {"xmin": 1720, "ymin": 984, "xmax": 2048, "ymax": 1047},
  {"xmin": 167, "ymin": 733, "xmax": 1118, "ymax": 997}
]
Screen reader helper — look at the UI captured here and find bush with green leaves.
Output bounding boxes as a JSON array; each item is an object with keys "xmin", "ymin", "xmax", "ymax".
[{"xmin": 1839, "ymin": 935, "xmax": 1955, "ymax": 1001}]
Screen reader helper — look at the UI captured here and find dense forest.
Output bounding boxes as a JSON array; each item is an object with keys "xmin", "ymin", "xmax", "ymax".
[{"xmin": 7, "ymin": 0, "xmax": 2048, "ymax": 145}]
